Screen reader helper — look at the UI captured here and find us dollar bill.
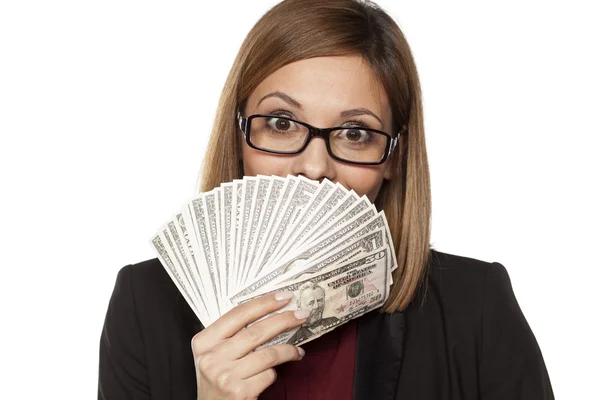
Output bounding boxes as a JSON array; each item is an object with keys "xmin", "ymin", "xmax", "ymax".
[
  {"xmin": 190, "ymin": 195, "xmax": 222, "ymax": 315},
  {"xmin": 285, "ymin": 211, "xmax": 398, "ymax": 283},
  {"xmin": 254, "ymin": 176, "xmax": 319, "ymax": 270},
  {"xmin": 229, "ymin": 207, "xmax": 379, "ymax": 301},
  {"xmin": 271, "ymin": 185, "xmax": 353, "ymax": 265},
  {"xmin": 252, "ymin": 176, "xmax": 297, "ymax": 277},
  {"xmin": 238, "ymin": 247, "xmax": 391, "ymax": 347},
  {"xmin": 152, "ymin": 175, "xmax": 399, "ymax": 333},
  {"xmin": 230, "ymin": 225, "xmax": 387, "ymax": 301},
  {"xmin": 177, "ymin": 208, "xmax": 220, "ymax": 322},
  {"xmin": 204, "ymin": 191, "xmax": 225, "ymax": 309},
  {"xmin": 166, "ymin": 219, "xmax": 210, "ymax": 321},
  {"xmin": 150, "ymin": 233, "xmax": 202, "ymax": 321},
  {"xmin": 240, "ymin": 176, "xmax": 271, "ymax": 283},
  {"xmin": 246, "ymin": 176, "xmax": 286, "ymax": 280},
  {"xmin": 279, "ymin": 225, "xmax": 389, "ymax": 283},
  {"xmin": 270, "ymin": 178, "xmax": 337, "ymax": 263},
  {"xmin": 220, "ymin": 183, "xmax": 234, "ymax": 297},
  {"xmin": 234, "ymin": 177, "xmax": 256, "ymax": 286},
  {"xmin": 310, "ymin": 194, "xmax": 371, "ymax": 241},
  {"xmin": 270, "ymin": 206, "xmax": 379, "ymax": 274},
  {"xmin": 229, "ymin": 179, "xmax": 243, "ymax": 294},
  {"xmin": 255, "ymin": 176, "xmax": 319, "ymax": 265}
]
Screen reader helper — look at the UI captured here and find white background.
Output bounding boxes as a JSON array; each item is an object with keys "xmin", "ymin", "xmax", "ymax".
[{"xmin": 1, "ymin": 0, "xmax": 598, "ymax": 398}]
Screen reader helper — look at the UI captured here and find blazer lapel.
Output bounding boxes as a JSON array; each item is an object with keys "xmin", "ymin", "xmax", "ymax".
[{"xmin": 353, "ymin": 310, "xmax": 406, "ymax": 400}]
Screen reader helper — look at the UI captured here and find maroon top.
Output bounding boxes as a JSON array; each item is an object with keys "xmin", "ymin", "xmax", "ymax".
[{"xmin": 260, "ymin": 318, "xmax": 359, "ymax": 400}]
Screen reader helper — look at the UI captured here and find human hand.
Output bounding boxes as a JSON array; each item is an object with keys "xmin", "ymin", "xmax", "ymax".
[{"xmin": 192, "ymin": 292, "xmax": 308, "ymax": 399}]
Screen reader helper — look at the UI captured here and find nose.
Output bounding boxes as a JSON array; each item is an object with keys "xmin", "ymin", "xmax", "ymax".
[{"xmin": 291, "ymin": 137, "xmax": 335, "ymax": 182}]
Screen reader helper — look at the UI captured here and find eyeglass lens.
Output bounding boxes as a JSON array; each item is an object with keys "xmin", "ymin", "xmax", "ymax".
[{"xmin": 249, "ymin": 116, "xmax": 388, "ymax": 163}]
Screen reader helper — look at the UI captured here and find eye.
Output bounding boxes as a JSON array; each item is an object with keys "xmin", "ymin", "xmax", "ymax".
[
  {"xmin": 265, "ymin": 116, "xmax": 298, "ymax": 132},
  {"xmin": 337, "ymin": 127, "xmax": 372, "ymax": 143},
  {"xmin": 344, "ymin": 128, "xmax": 366, "ymax": 141}
]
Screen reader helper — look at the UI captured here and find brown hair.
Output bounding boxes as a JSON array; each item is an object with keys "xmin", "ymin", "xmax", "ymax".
[{"xmin": 198, "ymin": 0, "xmax": 432, "ymax": 312}]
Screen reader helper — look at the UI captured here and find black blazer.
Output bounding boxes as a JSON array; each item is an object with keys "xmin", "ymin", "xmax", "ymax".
[{"xmin": 98, "ymin": 249, "xmax": 554, "ymax": 399}]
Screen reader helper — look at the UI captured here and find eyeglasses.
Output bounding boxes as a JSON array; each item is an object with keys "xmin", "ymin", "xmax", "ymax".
[{"xmin": 237, "ymin": 112, "xmax": 401, "ymax": 165}]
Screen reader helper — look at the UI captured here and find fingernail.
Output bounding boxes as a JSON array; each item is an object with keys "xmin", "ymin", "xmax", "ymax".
[
  {"xmin": 275, "ymin": 291, "xmax": 293, "ymax": 301},
  {"xmin": 297, "ymin": 347, "xmax": 305, "ymax": 358},
  {"xmin": 294, "ymin": 309, "xmax": 310, "ymax": 320}
]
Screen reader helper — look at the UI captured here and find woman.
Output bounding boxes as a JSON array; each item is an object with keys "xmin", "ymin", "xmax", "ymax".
[{"xmin": 98, "ymin": 0, "xmax": 554, "ymax": 399}]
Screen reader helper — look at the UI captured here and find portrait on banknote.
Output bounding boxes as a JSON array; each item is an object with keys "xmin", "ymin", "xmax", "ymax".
[{"xmin": 286, "ymin": 282, "xmax": 340, "ymax": 344}]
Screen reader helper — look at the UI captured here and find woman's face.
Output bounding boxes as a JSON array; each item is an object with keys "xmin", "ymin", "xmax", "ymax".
[{"xmin": 242, "ymin": 55, "xmax": 395, "ymax": 202}]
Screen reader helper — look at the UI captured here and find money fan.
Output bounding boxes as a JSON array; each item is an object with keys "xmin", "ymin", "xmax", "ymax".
[{"xmin": 151, "ymin": 175, "xmax": 396, "ymax": 346}]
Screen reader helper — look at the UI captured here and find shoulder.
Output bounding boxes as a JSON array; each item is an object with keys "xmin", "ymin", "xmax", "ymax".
[
  {"xmin": 112, "ymin": 258, "xmax": 176, "ymax": 309},
  {"xmin": 398, "ymin": 250, "xmax": 554, "ymax": 395},
  {"xmin": 422, "ymin": 248, "xmax": 512, "ymax": 306},
  {"xmin": 403, "ymin": 249, "xmax": 518, "ymax": 339},
  {"xmin": 413, "ymin": 252, "xmax": 554, "ymax": 397},
  {"xmin": 427, "ymin": 248, "xmax": 507, "ymax": 281},
  {"xmin": 113, "ymin": 258, "xmax": 200, "ymax": 331},
  {"xmin": 117, "ymin": 257, "xmax": 175, "ymax": 296},
  {"xmin": 422, "ymin": 248, "xmax": 539, "ymax": 341},
  {"xmin": 100, "ymin": 259, "xmax": 201, "ymax": 399}
]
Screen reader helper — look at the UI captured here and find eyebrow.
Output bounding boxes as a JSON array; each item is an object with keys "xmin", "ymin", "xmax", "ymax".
[{"xmin": 257, "ymin": 91, "xmax": 384, "ymax": 128}]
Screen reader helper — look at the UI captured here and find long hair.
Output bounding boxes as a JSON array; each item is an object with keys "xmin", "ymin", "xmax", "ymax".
[{"xmin": 197, "ymin": 0, "xmax": 432, "ymax": 312}]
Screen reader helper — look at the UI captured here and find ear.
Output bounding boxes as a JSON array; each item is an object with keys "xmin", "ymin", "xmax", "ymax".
[
  {"xmin": 383, "ymin": 126, "xmax": 405, "ymax": 180},
  {"xmin": 383, "ymin": 158, "xmax": 394, "ymax": 180}
]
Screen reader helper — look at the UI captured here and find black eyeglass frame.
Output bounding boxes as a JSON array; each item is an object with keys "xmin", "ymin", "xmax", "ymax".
[{"xmin": 237, "ymin": 112, "xmax": 401, "ymax": 165}]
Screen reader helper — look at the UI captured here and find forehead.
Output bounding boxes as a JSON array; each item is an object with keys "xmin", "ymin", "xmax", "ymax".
[
  {"xmin": 247, "ymin": 55, "xmax": 390, "ymax": 124},
  {"xmin": 301, "ymin": 287, "xmax": 324, "ymax": 298}
]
